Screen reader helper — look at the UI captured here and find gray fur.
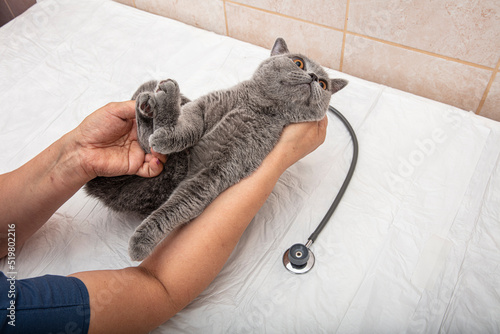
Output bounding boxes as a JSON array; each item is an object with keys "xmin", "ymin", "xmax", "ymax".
[{"xmin": 85, "ymin": 38, "xmax": 348, "ymax": 261}]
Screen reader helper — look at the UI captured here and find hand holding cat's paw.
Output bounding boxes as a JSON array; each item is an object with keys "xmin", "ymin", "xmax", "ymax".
[{"xmin": 136, "ymin": 92, "xmax": 156, "ymax": 118}]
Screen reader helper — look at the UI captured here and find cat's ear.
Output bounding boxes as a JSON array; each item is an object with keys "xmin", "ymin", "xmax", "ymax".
[
  {"xmin": 271, "ymin": 38, "xmax": 289, "ymax": 56},
  {"xmin": 330, "ymin": 78, "xmax": 348, "ymax": 94}
]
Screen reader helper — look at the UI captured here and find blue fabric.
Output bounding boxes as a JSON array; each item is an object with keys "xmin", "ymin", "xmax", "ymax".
[{"xmin": 0, "ymin": 272, "xmax": 90, "ymax": 334}]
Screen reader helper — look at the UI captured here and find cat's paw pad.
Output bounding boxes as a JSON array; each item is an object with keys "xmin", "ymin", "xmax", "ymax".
[
  {"xmin": 156, "ymin": 79, "xmax": 180, "ymax": 96},
  {"xmin": 128, "ymin": 229, "xmax": 156, "ymax": 261},
  {"xmin": 136, "ymin": 92, "xmax": 156, "ymax": 118}
]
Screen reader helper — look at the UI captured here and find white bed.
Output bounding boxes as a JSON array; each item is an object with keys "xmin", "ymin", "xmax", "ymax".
[{"xmin": 1, "ymin": 0, "xmax": 499, "ymax": 332}]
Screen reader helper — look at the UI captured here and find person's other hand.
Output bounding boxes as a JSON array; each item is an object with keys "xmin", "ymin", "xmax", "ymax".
[{"xmin": 271, "ymin": 116, "xmax": 328, "ymax": 171}]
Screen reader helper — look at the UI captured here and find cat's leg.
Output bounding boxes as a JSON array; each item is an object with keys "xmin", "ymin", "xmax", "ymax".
[
  {"xmin": 148, "ymin": 79, "xmax": 182, "ymax": 130},
  {"xmin": 128, "ymin": 166, "xmax": 230, "ymax": 261},
  {"xmin": 135, "ymin": 79, "xmax": 200, "ymax": 155},
  {"xmin": 135, "ymin": 92, "xmax": 156, "ymax": 152},
  {"xmin": 134, "ymin": 79, "xmax": 193, "ymax": 152},
  {"xmin": 131, "ymin": 80, "xmax": 158, "ymax": 152},
  {"xmin": 142, "ymin": 78, "xmax": 205, "ymax": 155},
  {"xmin": 149, "ymin": 100, "xmax": 205, "ymax": 155}
]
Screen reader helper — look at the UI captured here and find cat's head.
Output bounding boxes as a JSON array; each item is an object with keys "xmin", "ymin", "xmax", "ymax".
[{"xmin": 252, "ymin": 38, "xmax": 348, "ymax": 122}]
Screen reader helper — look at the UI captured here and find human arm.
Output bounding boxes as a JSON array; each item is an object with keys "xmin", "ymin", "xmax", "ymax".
[
  {"xmin": 70, "ymin": 116, "xmax": 328, "ymax": 334},
  {"xmin": 0, "ymin": 101, "xmax": 165, "ymax": 257}
]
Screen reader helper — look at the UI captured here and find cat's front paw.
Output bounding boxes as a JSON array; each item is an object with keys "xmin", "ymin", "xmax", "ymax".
[
  {"xmin": 149, "ymin": 128, "xmax": 174, "ymax": 155},
  {"xmin": 128, "ymin": 226, "xmax": 157, "ymax": 261},
  {"xmin": 136, "ymin": 92, "xmax": 156, "ymax": 118}
]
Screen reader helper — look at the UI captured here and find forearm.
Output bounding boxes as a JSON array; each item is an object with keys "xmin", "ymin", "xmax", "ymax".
[
  {"xmin": 0, "ymin": 132, "xmax": 89, "ymax": 256},
  {"xmin": 142, "ymin": 148, "xmax": 287, "ymax": 306},
  {"xmin": 0, "ymin": 100, "xmax": 165, "ymax": 257},
  {"xmin": 71, "ymin": 148, "xmax": 288, "ymax": 334}
]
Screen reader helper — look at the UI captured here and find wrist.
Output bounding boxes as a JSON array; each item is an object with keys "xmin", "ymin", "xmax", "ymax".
[
  {"xmin": 0, "ymin": 129, "xmax": 93, "ymax": 242},
  {"xmin": 266, "ymin": 141, "xmax": 303, "ymax": 174},
  {"xmin": 55, "ymin": 131, "xmax": 95, "ymax": 187},
  {"xmin": 260, "ymin": 148, "xmax": 290, "ymax": 180}
]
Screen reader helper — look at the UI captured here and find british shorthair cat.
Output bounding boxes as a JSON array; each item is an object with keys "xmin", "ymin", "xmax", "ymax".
[{"xmin": 85, "ymin": 38, "xmax": 348, "ymax": 260}]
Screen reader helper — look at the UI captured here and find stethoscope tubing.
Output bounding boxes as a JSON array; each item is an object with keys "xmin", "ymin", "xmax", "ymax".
[
  {"xmin": 307, "ymin": 105, "xmax": 359, "ymax": 245},
  {"xmin": 283, "ymin": 105, "xmax": 358, "ymax": 274}
]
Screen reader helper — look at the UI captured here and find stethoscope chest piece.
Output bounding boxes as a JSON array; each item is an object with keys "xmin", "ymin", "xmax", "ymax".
[{"xmin": 283, "ymin": 243, "xmax": 315, "ymax": 274}]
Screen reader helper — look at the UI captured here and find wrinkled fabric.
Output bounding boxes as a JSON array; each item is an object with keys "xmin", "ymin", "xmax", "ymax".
[{"xmin": 0, "ymin": 1, "xmax": 499, "ymax": 333}]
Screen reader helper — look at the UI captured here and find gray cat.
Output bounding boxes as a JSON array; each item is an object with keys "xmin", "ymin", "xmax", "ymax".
[{"xmin": 85, "ymin": 38, "xmax": 348, "ymax": 261}]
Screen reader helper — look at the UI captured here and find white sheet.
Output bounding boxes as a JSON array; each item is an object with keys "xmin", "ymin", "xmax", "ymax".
[{"xmin": 1, "ymin": 0, "xmax": 499, "ymax": 332}]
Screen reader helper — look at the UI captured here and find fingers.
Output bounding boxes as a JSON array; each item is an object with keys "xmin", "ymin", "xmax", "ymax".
[
  {"xmin": 150, "ymin": 148, "xmax": 167, "ymax": 164},
  {"xmin": 318, "ymin": 115, "xmax": 328, "ymax": 131},
  {"xmin": 281, "ymin": 117, "xmax": 327, "ymax": 146},
  {"xmin": 105, "ymin": 100, "xmax": 137, "ymax": 121},
  {"xmin": 135, "ymin": 157, "xmax": 164, "ymax": 178},
  {"xmin": 135, "ymin": 150, "xmax": 167, "ymax": 178},
  {"xmin": 317, "ymin": 115, "xmax": 328, "ymax": 143},
  {"xmin": 274, "ymin": 117, "xmax": 329, "ymax": 168}
]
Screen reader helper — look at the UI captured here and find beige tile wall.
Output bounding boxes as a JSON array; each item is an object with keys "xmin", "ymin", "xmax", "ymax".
[{"xmin": 115, "ymin": 0, "xmax": 500, "ymax": 121}]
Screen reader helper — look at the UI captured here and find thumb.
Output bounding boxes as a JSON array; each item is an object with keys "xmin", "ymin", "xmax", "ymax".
[{"xmin": 135, "ymin": 157, "xmax": 164, "ymax": 178}]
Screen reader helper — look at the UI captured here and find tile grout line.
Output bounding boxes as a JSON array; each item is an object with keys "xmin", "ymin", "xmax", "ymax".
[
  {"xmin": 225, "ymin": 1, "xmax": 494, "ymax": 72},
  {"xmin": 345, "ymin": 31, "xmax": 495, "ymax": 71},
  {"xmin": 225, "ymin": 0, "xmax": 343, "ymax": 33},
  {"xmin": 476, "ymin": 58, "xmax": 500, "ymax": 115},
  {"xmin": 339, "ymin": 0, "xmax": 350, "ymax": 72},
  {"xmin": 222, "ymin": 0, "xmax": 229, "ymax": 36},
  {"xmin": 4, "ymin": 0, "xmax": 15, "ymax": 18}
]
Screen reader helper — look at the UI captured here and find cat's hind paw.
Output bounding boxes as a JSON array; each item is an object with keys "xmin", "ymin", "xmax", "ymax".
[
  {"xmin": 156, "ymin": 79, "xmax": 180, "ymax": 97},
  {"xmin": 136, "ymin": 92, "xmax": 156, "ymax": 118}
]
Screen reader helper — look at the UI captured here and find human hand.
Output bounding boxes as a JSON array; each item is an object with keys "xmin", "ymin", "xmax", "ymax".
[
  {"xmin": 71, "ymin": 101, "xmax": 167, "ymax": 179},
  {"xmin": 271, "ymin": 116, "xmax": 328, "ymax": 172}
]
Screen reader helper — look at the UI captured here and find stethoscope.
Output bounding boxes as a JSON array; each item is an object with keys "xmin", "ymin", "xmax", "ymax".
[{"xmin": 283, "ymin": 105, "xmax": 359, "ymax": 274}]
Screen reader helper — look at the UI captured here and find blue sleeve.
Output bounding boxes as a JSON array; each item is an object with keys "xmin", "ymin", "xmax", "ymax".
[{"xmin": 0, "ymin": 271, "xmax": 90, "ymax": 334}]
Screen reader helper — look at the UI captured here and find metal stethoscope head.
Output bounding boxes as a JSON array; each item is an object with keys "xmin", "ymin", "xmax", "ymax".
[
  {"xmin": 283, "ymin": 106, "xmax": 358, "ymax": 274},
  {"xmin": 283, "ymin": 240, "xmax": 315, "ymax": 274}
]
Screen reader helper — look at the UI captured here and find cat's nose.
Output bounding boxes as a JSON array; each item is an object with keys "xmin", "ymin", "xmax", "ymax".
[{"xmin": 309, "ymin": 73, "xmax": 318, "ymax": 82}]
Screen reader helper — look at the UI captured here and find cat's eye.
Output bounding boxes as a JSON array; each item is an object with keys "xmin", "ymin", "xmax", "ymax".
[
  {"xmin": 293, "ymin": 58, "xmax": 304, "ymax": 69},
  {"xmin": 319, "ymin": 80, "xmax": 328, "ymax": 90}
]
